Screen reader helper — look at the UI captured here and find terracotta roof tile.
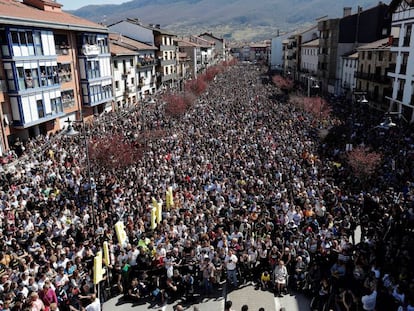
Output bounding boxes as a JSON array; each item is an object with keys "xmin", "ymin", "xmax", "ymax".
[{"xmin": 0, "ymin": 0, "xmax": 106, "ymax": 32}]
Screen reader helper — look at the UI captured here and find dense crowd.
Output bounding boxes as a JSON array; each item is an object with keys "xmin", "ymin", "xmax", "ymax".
[{"xmin": 0, "ymin": 62, "xmax": 413, "ymax": 311}]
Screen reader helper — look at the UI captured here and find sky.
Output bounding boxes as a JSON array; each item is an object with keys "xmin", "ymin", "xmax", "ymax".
[{"xmin": 58, "ymin": 0, "xmax": 120, "ymax": 11}]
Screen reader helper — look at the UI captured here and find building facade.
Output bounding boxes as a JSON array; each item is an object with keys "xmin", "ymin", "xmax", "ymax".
[
  {"xmin": 356, "ymin": 38, "xmax": 393, "ymax": 111},
  {"xmin": 387, "ymin": 0, "xmax": 414, "ymax": 122},
  {"xmin": 0, "ymin": 0, "xmax": 113, "ymax": 153},
  {"xmin": 109, "ymin": 33, "xmax": 156, "ymax": 108}
]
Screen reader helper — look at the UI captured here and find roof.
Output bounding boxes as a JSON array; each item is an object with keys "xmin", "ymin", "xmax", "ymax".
[
  {"xmin": 176, "ymin": 38, "xmax": 200, "ymax": 47},
  {"xmin": 109, "ymin": 42, "xmax": 135, "ymax": 56},
  {"xmin": 0, "ymin": 0, "xmax": 107, "ymax": 32},
  {"xmin": 109, "ymin": 33, "xmax": 156, "ymax": 50},
  {"xmin": 357, "ymin": 38, "xmax": 390, "ymax": 50},
  {"xmin": 342, "ymin": 51, "xmax": 358, "ymax": 59},
  {"xmin": 301, "ymin": 38, "xmax": 319, "ymax": 47},
  {"xmin": 199, "ymin": 32, "xmax": 223, "ymax": 42}
]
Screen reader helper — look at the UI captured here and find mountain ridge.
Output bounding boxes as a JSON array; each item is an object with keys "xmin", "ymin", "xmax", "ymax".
[{"xmin": 68, "ymin": 0, "xmax": 385, "ymax": 41}]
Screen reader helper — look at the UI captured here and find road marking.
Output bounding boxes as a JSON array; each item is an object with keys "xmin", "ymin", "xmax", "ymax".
[{"xmin": 274, "ymin": 294, "xmax": 281, "ymax": 311}]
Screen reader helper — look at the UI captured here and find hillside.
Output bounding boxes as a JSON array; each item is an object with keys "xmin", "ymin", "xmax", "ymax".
[{"xmin": 69, "ymin": 0, "xmax": 384, "ymax": 41}]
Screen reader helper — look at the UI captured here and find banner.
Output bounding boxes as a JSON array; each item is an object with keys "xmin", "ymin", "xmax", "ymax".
[
  {"xmin": 103, "ymin": 241, "xmax": 110, "ymax": 267},
  {"xmin": 114, "ymin": 221, "xmax": 127, "ymax": 246},
  {"xmin": 93, "ymin": 251, "xmax": 103, "ymax": 284},
  {"xmin": 166, "ymin": 186, "xmax": 174, "ymax": 210},
  {"xmin": 152, "ymin": 197, "xmax": 162, "ymax": 225},
  {"xmin": 150, "ymin": 206, "xmax": 157, "ymax": 230}
]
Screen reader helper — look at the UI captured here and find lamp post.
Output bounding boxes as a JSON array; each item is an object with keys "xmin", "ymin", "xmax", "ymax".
[
  {"xmin": 64, "ymin": 117, "xmax": 96, "ymax": 230},
  {"xmin": 307, "ymin": 76, "xmax": 319, "ymax": 97}
]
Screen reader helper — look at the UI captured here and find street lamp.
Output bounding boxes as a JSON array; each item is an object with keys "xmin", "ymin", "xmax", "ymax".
[
  {"xmin": 64, "ymin": 117, "xmax": 96, "ymax": 230},
  {"xmin": 307, "ymin": 76, "xmax": 319, "ymax": 97}
]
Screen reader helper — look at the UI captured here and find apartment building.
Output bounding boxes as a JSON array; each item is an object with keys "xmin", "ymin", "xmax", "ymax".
[
  {"xmin": 109, "ymin": 19, "xmax": 178, "ymax": 90},
  {"xmin": 0, "ymin": 0, "xmax": 112, "ymax": 153},
  {"xmin": 176, "ymin": 38, "xmax": 200, "ymax": 79},
  {"xmin": 199, "ymin": 32, "xmax": 226, "ymax": 64},
  {"xmin": 387, "ymin": 0, "xmax": 414, "ymax": 122},
  {"xmin": 318, "ymin": 3, "xmax": 391, "ymax": 95},
  {"xmin": 188, "ymin": 35, "xmax": 215, "ymax": 73},
  {"xmin": 356, "ymin": 38, "xmax": 393, "ymax": 111},
  {"xmin": 341, "ymin": 51, "xmax": 358, "ymax": 94},
  {"xmin": 283, "ymin": 34, "xmax": 300, "ymax": 79},
  {"xmin": 109, "ymin": 33, "xmax": 157, "ymax": 109}
]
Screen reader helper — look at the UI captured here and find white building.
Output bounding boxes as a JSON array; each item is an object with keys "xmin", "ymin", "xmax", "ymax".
[
  {"xmin": 109, "ymin": 33, "xmax": 157, "ymax": 109},
  {"xmin": 341, "ymin": 51, "xmax": 358, "ymax": 94},
  {"xmin": 387, "ymin": 0, "xmax": 414, "ymax": 122},
  {"xmin": 301, "ymin": 38, "xmax": 319, "ymax": 75}
]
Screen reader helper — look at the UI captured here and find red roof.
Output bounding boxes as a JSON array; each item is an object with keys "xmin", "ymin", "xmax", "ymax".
[{"xmin": 0, "ymin": 0, "xmax": 106, "ymax": 32}]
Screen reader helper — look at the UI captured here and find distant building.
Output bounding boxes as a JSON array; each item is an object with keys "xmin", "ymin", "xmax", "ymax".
[
  {"xmin": 109, "ymin": 19, "xmax": 178, "ymax": 90},
  {"xmin": 199, "ymin": 32, "xmax": 226, "ymax": 63},
  {"xmin": 318, "ymin": 3, "xmax": 391, "ymax": 95},
  {"xmin": 387, "ymin": 0, "xmax": 414, "ymax": 122},
  {"xmin": 0, "ymin": 0, "xmax": 113, "ymax": 153},
  {"xmin": 341, "ymin": 50, "xmax": 358, "ymax": 94},
  {"xmin": 356, "ymin": 38, "xmax": 393, "ymax": 112},
  {"xmin": 109, "ymin": 33, "xmax": 157, "ymax": 109}
]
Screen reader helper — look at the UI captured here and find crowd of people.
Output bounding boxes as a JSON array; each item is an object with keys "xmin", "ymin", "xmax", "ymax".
[{"xmin": 0, "ymin": 61, "xmax": 413, "ymax": 311}]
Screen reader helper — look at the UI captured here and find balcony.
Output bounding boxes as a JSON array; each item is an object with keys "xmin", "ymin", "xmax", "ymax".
[
  {"xmin": 82, "ymin": 44, "xmax": 100, "ymax": 57},
  {"xmin": 160, "ymin": 59, "xmax": 176, "ymax": 66},
  {"xmin": 371, "ymin": 74, "xmax": 390, "ymax": 84},
  {"xmin": 137, "ymin": 59, "xmax": 155, "ymax": 70},
  {"xmin": 355, "ymin": 71, "xmax": 370, "ymax": 80}
]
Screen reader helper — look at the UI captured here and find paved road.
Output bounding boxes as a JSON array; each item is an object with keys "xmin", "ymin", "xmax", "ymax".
[
  {"xmin": 102, "ymin": 226, "xmax": 362, "ymax": 311},
  {"xmin": 102, "ymin": 283, "xmax": 311, "ymax": 311}
]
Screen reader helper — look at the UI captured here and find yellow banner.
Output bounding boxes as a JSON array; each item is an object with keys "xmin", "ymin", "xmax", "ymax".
[
  {"xmin": 103, "ymin": 241, "xmax": 110, "ymax": 267},
  {"xmin": 115, "ymin": 221, "xmax": 127, "ymax": 246},
  {"xmin": 93, "ymin": 251, "xmax": 103, "ymax": 284}
]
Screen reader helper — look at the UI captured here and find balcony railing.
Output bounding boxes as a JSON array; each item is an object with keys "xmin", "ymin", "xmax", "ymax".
[
  {"xmin": 372, "ymin": 74, "xmax": 390, "ymax": 84},
  {"xmin": 355, "ymin": 71, "xmax": 370, "ymax": 79},
  {"xmin": 82, "ymin": 44, "xmax": 100, "ymax": 57}
]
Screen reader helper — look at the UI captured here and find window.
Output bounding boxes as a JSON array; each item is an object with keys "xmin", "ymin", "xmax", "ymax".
[
  {"xmin": 86, "ymin": 60, "xmax": 100, "ymax": 79},
  {"xmin": 115, "ymin": 81, "xmax": 119, "ymax": 89},
  {"xmin": 61, "ymin": 90, "xmax": 75, "ymax": 109},
  {"xmin": 54, "ymin": 34, "xmax": 69, "ymax": 55},
  {"xmin": 130, "ymin": 59, "xmax": 134, "ymax": 66},
  {"xmin": 114, "ymin": 60, "xmax": 118, "ymax": 69},
  {"xmin": 40, "ymin": 65, "xmax": 59, "ymax": 86},
  {"xmin": 10, "ymin": 30, "xmax": 36, "ymax": 56},
  {"xmin": 57, "ymin": 63, "xmax": 72, "ymax": 83},
  {"xmin": 50, "ymin": 97, "xmax": 63, "ymax": 114},
  {"xmin": 362, "ymin": 51, "xmax": 365, "ymax": 60},
  {"xmin": 367, "ymin": 51, "xmax": 372, "ymax": 60},
  {"xmin": 37, "ymin": 99, "xmax": 44, "ymax": 118},
  {"xmin": 378, "ymin": 51, "xmax": 383, "ymax": 61}
]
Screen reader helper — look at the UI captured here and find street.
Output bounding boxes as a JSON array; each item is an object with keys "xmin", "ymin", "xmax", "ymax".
[{"xmin": 102, "ymin": 283, "xmax": 311, "ymax": 311}]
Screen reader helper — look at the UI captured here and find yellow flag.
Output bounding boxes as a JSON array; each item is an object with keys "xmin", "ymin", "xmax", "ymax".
[
  {"xmin": 166, "ymin": 186, "xmax": 174, "ymax": 210},
  {"xmin": 115, "ymin": 221, "xmax": 127, "ymax": 246},
  {"xmin": 103, "ymin": 241, "xmax": 110, "ymax": 267},
  {"xmin": 93, "ymin": 251, "xmax": 103, "ymax": 284},
  {"xmin": 152, "ymin": 197, "xmax": 162, "ymax": 225},
  {"xmin": 150, "ymin": 206, "xmax": 157, "ymax": 230}
]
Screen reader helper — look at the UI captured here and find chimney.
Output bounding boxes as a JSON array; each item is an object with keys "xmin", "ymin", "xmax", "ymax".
[
  {"xmin": 155, "ymin": 24, "xmax": 161, "ymax": 29},
  {"xmin": 358, "ymin": 6, "xmax": 363, "ymax": 14},
  {"xmin": 343, "ymin": 7, "xmax": 352, "ymax": 17}
]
